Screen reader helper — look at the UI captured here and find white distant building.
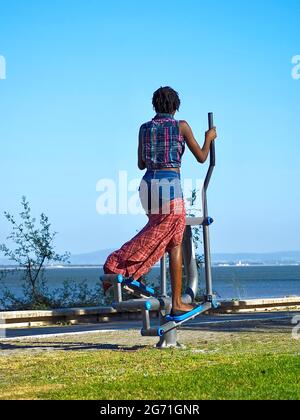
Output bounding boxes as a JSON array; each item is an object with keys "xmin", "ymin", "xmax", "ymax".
[{"xmin": 236, "ymin": 260, "xmax": 250, "ymax": 267}]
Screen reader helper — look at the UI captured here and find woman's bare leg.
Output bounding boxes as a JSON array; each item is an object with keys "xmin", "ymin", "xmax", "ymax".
[{"xmin": 169, "ymin": 245, "xmax": 194, "ymax": 313}]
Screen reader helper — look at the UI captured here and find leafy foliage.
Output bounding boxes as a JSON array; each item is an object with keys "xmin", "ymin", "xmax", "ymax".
[
  {"xmin": 186, "ymin": 188, "xmax": 205, "ymax": 268},
  {"xmin": 0, "ymin": 197, "xmax": 70, "ymax": 308}
]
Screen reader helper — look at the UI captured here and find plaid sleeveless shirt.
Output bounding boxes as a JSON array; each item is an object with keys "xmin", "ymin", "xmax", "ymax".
[{"xmin": 140, "ymin": 113, "xmax": 185, "ymax": 170}]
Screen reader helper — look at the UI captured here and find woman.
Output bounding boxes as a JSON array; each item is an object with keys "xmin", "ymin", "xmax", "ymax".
[{"xmin": 103, "ymin": 86, "xmax": 217, "ymax": 315}]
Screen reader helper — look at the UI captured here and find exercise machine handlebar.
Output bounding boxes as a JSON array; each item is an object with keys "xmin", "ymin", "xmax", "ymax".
[
  {"xmin": 202, "ymin": 112, "xmax": 216, "ymax": 299},
  {"xmin": 204, "ymin": 112, "xmax": 216, "ymax": 193}
]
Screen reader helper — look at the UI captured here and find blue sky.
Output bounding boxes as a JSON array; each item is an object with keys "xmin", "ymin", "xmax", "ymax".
[{"xmin": 0, "ymin": 0, "xmax": 299, "ymax": 255}]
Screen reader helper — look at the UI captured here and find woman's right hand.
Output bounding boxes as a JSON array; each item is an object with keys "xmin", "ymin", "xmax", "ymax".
[{"xmin": 205, "ymin": 127, "xmax": 218, "ymax": 143}]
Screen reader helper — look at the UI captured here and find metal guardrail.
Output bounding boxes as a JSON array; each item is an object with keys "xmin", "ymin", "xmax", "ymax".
[{"xmin": 1, "ymin": 297, "xmax": 300, "ymax": 329}]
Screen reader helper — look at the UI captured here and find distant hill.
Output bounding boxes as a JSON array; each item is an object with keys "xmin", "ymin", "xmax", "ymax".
[
  {"xmin": 213, "ymin": 251, "xmax": 300, "ymax": 264},
  {"xmin": 68, "ymin": 249, "xmax": 114, "ymax": 266},
  {"xmin": 0, "ymin": 249, "xmax": 114, "ymax": 267},
  {"xmin": 0, "ymin": 257, "xmax": 15, "ymax": 266}
]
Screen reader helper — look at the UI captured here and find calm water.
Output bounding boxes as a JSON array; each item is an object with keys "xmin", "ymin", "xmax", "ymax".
[{"xmin": 0, "ymin": 265, "xmax": 300, "ymax": 301}]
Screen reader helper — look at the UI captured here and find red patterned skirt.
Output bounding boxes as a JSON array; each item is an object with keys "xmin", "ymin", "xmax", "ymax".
[{"xmin": 104, "ymin": 196, "xmax": 186, "ymax": 281}]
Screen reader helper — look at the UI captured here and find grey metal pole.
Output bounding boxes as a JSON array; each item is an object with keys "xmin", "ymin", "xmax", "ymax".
[
  {"xmin": 182, "ymin": 225, "xmax": 198, "ymax": 304},
  {"xmin": 160, "ymin": 254, "xmax": 167, "ymax": 297},
  {"xmin": 156, "ymin": 254, "xmax": 181, "ymax": 348},
  {"xmin": 203, "ymin": 113, "xmax": 216, "ymax": 300}
]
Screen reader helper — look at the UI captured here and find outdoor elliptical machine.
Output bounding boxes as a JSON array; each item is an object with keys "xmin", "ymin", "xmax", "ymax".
[{"xmin": 101, "ymin": 113, "xmax": 219, "ymax": 348}]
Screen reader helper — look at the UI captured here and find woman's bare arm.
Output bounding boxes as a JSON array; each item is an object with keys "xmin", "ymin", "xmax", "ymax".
[
  {"xmin": 180, "ymin": 121, "xmax": 217, "ymax": 164},
  {"xmin": 138, "ymin": 128, "xmax": 146, "ymax": 170}
]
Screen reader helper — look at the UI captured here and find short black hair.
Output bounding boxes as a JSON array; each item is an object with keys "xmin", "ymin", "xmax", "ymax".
[{"xmin": 152, "ymin": 86, "xmax": 181, "ymax": 114}]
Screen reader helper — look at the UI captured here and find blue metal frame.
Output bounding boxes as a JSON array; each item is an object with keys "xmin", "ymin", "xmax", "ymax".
[
  {"xmin": 124, "ymin": 279, "xmax": 156, "ymax": 297},
  {"xmin": 166, "ymin": 304, "xmax": 209, "ymax": 323}
]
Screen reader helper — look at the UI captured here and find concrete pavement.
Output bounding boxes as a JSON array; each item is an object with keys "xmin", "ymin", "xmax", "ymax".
[{"xmin": 1, "ymin": 311, "xmax": 298, "ymax": 341}]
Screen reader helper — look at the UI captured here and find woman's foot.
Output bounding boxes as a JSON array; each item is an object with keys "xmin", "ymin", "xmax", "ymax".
[
  {"xmin": 171, "ymin": 302, "xmax": 195, "ymax": 315},
  {"xmin": 102, "ymin": 269, "xmax": 120, "ymax": 295},
  {"xmin": 103, "ymin": 281, "xmax": 113, "ymax": 295}
]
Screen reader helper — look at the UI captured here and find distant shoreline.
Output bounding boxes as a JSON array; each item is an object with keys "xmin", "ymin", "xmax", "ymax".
[{"xmin": 1, "ymin": 264, "xmax": 300, "ymax": 270}]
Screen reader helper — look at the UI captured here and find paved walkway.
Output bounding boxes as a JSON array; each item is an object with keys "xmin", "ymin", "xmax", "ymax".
[{"xmin": 1, "ymin": 311, "xmax": 297, "ymax": 341}]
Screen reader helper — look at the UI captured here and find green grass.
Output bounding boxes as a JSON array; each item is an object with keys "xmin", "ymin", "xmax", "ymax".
[{"xmin": 0, "ymin": 331, "xmax": 299, "ymax": 400}]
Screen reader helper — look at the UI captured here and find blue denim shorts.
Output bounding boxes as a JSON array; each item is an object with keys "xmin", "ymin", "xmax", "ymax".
[{"xmin": 139, "ymin": 170, "xmax": 183, "ymax": 213}]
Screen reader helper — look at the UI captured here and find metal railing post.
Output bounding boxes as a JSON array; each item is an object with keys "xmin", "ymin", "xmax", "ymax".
[{"xmin": 203, "ymin": 112, "xmax": 216, "ymax": 300}]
